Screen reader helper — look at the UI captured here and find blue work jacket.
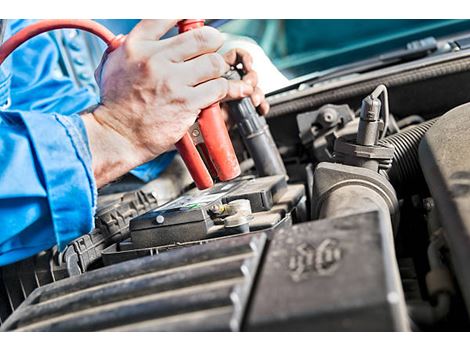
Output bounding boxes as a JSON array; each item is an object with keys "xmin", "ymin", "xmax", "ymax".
[{"xmin": 0, "ymin": 20, "xmax": 173, "ymax": 266}]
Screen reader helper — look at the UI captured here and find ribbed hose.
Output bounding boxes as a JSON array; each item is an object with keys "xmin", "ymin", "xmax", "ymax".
[
  {"xmin": 267, "ymin": 57, "xmax": 470, "ymax": 118},
  {"xmin": 380, "ymin": 118, "xmax": 438, "ymax": 194}
]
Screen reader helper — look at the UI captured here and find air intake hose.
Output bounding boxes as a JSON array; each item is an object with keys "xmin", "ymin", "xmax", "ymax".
[{"xmin": 380, "ymin": 118, "xmax": 437, "ymax": 194}]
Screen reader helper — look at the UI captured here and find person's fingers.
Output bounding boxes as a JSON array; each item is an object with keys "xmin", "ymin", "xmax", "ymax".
[
  {"xmin": 242, "ymin": 70, "xmax": 258, "ymax": 89},
  {"xmin": 223, "ymin": 80, "xmax": 254, "ymax": 101},
  {"xmin": 258, "ymin": 101, "xmax": 270, "ymax": 116},
  {"xmin": 250, "ymin": 86, "xmax": 264, "ymax": 107},
  {"xmin": 181, "ymin": 53, "xmax": 229, "ymax": 86},
  {"xmin": 250, "ymin": 86, "xmax": 270, "ymax": 115},
  {"xmin": 127, "ymin": 19, "xmax": 179, "ymax": 41},
  {"xmin": 222, "ymin": 48, "xmax": 258, "ymax": 100},
  {"xmin": 220, "ymin": 104, "xmax": 230, "ymax": 123},
  {"xmin": 223, "ymin": 48, "xmax": 254, "ymax": 71},
  {"xmin": 187, "ymin": 78, "xmax": 229, "ymax": 110},
  {"xmin": 164, "ymin": 26, "xmax": 224, "ymax": 62}
]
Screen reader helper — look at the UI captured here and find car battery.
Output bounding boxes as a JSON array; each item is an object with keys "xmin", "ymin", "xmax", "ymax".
[{"xmin": 102, "ymin": 176, "xmax": 306, "ymax": 265}]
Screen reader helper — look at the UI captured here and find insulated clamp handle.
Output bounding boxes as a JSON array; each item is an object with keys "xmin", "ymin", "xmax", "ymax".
[
  {"xmin": 175, "ymin": 20, "xmax": 241, "ymax": 189},
  {"xmin": 226, "ymin": 69, "xmax": 287, "ymax": 178}
]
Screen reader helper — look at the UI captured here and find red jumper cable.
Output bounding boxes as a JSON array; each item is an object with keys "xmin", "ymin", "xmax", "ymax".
[{"xmin": 175, "ymin": 20, "xmax": 240, "ymax": 189}]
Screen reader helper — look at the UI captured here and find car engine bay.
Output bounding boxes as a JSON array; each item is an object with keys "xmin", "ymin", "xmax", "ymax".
[{"xmin": 2, "ymin": 26, "xmax": 470, "ymax": 331}]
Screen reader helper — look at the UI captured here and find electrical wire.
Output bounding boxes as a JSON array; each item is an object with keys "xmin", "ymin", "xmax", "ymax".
[
  {"xmin": 0, "ymin": 19, "xmax": 123, "ymax": 66},
  {"xmin": 369, "ymin": 84, "xmax": 389, "ymax": 139}
]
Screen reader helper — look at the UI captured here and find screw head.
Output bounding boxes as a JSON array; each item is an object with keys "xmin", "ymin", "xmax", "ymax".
[
  {"xmin": 191, "ymin": 129, "xmax": 200, "ymax": 137},
  {"xmin": 320, "ymin": 108, "xmax": 338, "ymax": 125},
  {"xmin": 323, "ymin": 113, "xmax": 334, "ymax": 122},
  {"xmin": 155, "ymin": 215, "xmax": 165, "ymax": 224},
  {"xmin": 423, "ymin": 198, "xmax": 434, "ymax": 212}
]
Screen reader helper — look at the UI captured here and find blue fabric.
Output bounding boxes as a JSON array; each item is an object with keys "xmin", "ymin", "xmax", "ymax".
[
  {"xmin": 0, "ymin": 20, "xmax": 172, "ymax": 265},
  {"xmin": 0, "ymin": 111, "xmax": 96, "ymax": 266},
  {"xmin": 131, "ymin": 151, "xmax": 176, "ymax": 182},
  {"xmin": 5, "ymin": 20, "xmax": 99, "ymax": 114}
]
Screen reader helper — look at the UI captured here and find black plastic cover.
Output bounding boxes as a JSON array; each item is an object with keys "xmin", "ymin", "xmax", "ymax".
[
  {"xmin": 246, "ymin": 211, "xmax": 406, "ymax": 331},
  {"xmin": 419, "ymin": 102, "xmax": 470, "ymax": 314},
  {"xmin": 1, "ymin": 234, "xmax": 266, "ymax": 331}
]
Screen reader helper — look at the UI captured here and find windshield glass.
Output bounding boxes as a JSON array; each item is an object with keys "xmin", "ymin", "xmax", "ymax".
[{"xmin": 218, "ymin": 19, "xmax": 470, "ymax": 78}]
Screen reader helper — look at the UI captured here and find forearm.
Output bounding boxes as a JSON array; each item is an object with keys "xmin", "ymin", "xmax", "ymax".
[{"xmin": 81, "ymin": 109, "xmax": 154, "ymax": 188}]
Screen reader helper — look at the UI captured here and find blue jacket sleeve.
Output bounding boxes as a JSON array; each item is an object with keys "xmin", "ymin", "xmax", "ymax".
[{"xmin": 0, "ymin": 110, "xmax": 96, "ymax": 266}]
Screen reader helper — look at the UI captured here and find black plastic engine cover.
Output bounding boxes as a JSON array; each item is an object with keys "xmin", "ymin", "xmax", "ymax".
[
  {"xmin": 246, "ymin": 211, "xmax": 408, "ymax": 331},
  {"xmin": 1, "ymin": 234, "xmax": 266, "ymax": 332},
  {"xmin": 419, "ymin": 102, "xmax": 470, "ymax": 314}
]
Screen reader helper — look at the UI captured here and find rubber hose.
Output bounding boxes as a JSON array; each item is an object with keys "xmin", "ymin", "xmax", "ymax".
[
  {"xmin": 380, "ymin": 118, "xmax": 438, "ymax": 194},
  {"xmin": 267, "ymin": 57, "xmax": 470, "ymax": 118}
]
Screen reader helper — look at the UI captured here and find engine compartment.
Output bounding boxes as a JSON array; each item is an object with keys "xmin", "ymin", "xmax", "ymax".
[{"xmin": 2, "ymin": 41, "xmax": 470, "ymax": 331}]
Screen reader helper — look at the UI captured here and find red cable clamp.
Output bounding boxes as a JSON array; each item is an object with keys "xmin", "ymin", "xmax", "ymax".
[{"xmin": 174, "ymin": 19, "xmax": 240, "ymax": 189}]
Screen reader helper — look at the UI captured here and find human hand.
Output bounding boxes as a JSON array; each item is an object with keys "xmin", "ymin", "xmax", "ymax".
[
  {"xmin": 221, "ymin": 47, "xmax": 270, "ymax": 119},
  {"xmin": 82, "ymin": 20, "xmax": 231, "ymax": 186}
]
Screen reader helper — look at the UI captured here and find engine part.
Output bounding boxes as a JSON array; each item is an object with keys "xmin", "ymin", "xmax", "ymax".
[
  {"xmin": 246, "ymin": 211, "xmax": 409, "ymax": 331},
  {"xmin": 334, "ymin": 85, "xmax": 395, "ymax": 172},
  {"xmin": 226, "ymin": 69, "xmax": 287, "ymax": 178},
  {"xmin": 216, "ymin": 199, "xmax": 253, "ymax": 235},
  {"xmin": 358, "ymin": 84, "xmax": 389, "ymax": 142},
  {"xmin": 266, "ymin": 54, "xmax": 470, "ymax": 120},
  {"xmin": 71, "ymin": 190, "xmax": 159, "ymax": 271},
  {"xmin": 407, "ymin": 234, "xmax": 454, "ymax": 326},
  {"xmin": 1, "ymin": 234, "xmax": 266, "ymax": 331},
  {"xmin": 312, "ymin": 162, "xmax": 399, "ymax": 223},
  {"xmin": 419, "ymin": 102, "xmax": 470, "ymax": 314},
  {"xmin": 128, "ymin": 175, "xmax": 305, "ymax": 250},
  {"xmin": 1, "ymin": 212, "xmax": 409, "ymax": 332},
  {"xmin": 174, "ymin": 20, "xmax": 240, "ymax": 189},
  {"xmin": 310, "ymin": 162, "xmax": 407, "ymax": 330},
  {"xmin": 313, "ymin": 87, "xmax": 398, "ymax": 223},
  {"xmin": 380, "ymin": 118, "xmax": 438, "ymax": 195},
  {"xmin": 0, "ymin": 248, "xmax": 69, "ymax": 323},
  {"xmin": 297, "ymin": 99, "xmax": 436, "ymax": 192},
  {"xmin": 296, "ymin": 104, "xmax": 358, "ymax": 162},
  {"xmin": 306, "ymin": 85, "xmax": 408, "ymax": 330}
]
